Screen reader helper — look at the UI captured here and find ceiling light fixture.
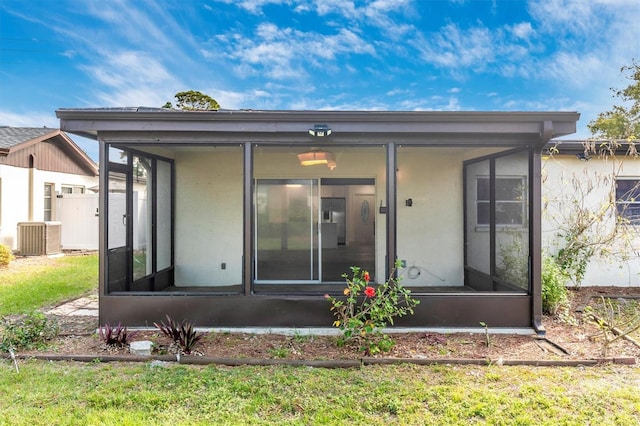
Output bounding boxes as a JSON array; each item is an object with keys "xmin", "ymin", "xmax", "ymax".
[{"xmin": 297, "ymin": 149, "xmax": 336, "ymax": 170}]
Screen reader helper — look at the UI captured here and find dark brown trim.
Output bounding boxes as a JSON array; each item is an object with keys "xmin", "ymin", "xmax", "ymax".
[
  {"xmin": 386, "ymin": 143, "xmax": 397, "ymax": 278},
  {"xmin": 98, "ymin": 139, "xmax": 108, "ymax": 326},
  {"xmin": 98, "ymin": 293, "xmax": 532, "ymax": 328},
  {"xmin": 531, "ymin": 149, "xmax": 544, "ymax": 334},
  {"xmin": 244, "ymin": 142, "xmax": 253, "ymax": 296},
  {"xmin": 489, "ymin": 158, "xmax": 496, "ymax": 286}
]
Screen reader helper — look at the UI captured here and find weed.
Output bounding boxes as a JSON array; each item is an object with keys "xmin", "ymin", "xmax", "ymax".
[
  {"xmin": 153, "ymin": 315, "xmax": 203, "ymax": 354},
  {"xmin": 363, "ymin": 334, "xmax": 395, "ymax": 355},
  {"xmin": 542, "ymin": 256, "xmax": 569, "ymax": 315},
  {"xmin": 292, "ymin": 331, "xmax": 312, "ymax": 343},
  {"xmin": 0, "ymin": 311, "xmax": 59, "ymax": 351},
  {"xmin": 479, "ymin": 322, "xmax": 491, "ymax": 347},
  {"xmin": 267, "ymin": 345, "xmax": 290, "ymax": 359},
  {"xmin": 98, "ymin": 322, "xmax": 137, "ymax": 347}
]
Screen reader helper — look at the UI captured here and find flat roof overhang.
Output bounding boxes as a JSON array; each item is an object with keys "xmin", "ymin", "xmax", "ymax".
[{"xmin": 57, "ymin": 108, "xmax": 579, "ymax": 146}]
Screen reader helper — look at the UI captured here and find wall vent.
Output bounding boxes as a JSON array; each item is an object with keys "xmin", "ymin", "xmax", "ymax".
[{"xmin": 17, "ymin": 222, "xmax": 62, "ymax": 256}]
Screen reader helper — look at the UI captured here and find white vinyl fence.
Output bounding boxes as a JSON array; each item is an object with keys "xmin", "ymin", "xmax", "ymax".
[
  {"xmin": 56, "ymin": 193, "xmax": 99, "ymax": 250},
  {"xmin": 56, "ymin": 192, "xmax": 146, "ymax": 251}
]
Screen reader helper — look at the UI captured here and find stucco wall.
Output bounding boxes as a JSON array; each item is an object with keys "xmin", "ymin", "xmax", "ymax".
[
  {"xmin": 543, "ymin": 155, "xmax": 640, "ymax": 287},
  {"xmin": 174, "ymin": 147, "xmax": 244, "ymax": 286},
  {"xmin": 396, "ymin": 147, "xmax": 464, "ymax": 287}
]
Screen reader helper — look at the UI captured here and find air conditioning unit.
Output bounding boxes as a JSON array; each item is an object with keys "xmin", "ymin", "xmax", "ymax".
[{"xmin": 17, "ymin": 222, "xmax": 62, "ymax": 256}]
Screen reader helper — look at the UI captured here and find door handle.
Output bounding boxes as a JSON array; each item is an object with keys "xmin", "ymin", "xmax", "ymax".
[{"xmin": 122, "ymin": 214, "xmax": 127, "ymax": 226}]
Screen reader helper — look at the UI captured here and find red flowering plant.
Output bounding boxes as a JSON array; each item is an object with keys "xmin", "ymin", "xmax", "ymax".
[{"xmin": 325, "ymin": 260, "xmax": 419, "ymax": 354}]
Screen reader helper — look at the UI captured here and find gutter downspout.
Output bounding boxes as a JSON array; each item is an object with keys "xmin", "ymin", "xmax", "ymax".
[
  {"xmin": 532, "ymin": 120, "xmax": 553, "ymax": 335},
  {"xmin": 28, "ymin": 155, "xmax": 35, "ymax": 221}
]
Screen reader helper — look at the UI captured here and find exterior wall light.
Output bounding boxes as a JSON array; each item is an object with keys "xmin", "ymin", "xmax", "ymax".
[
  {"xmin": 308, "ymin": 124, "xmax": 332, "ymax": 137},
  {"xmin": 576, "ymin": 153, "xmax": 591, "ymax": 161}
]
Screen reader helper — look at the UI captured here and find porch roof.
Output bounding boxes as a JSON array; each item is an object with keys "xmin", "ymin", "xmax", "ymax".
[{"xmin": 56, "ymin": 108, "xmax": 579, "ymax": 146}]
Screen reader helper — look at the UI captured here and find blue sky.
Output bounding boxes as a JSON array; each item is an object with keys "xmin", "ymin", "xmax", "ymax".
[{"xmin": 1, "ymin": 0, "xmax": 639, "ymax": 161}]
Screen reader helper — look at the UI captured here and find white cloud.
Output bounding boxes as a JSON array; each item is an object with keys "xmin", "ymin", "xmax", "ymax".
[
  {"xmin": 415, "ymin": 24, "xmax": 496, "ymax": 69},
  {"xmin": 205, "ymin": 88, "xmax": 271, "ymax": 110},
  {"xmin": 0, "ymin": 110, "xmax": 58, "ymax": 128},
  {"xmin": 81, "ymin": 51, "xmax": 181, "ymax": 107},
  {"xmin": 508, "ymin": 22, "xmax": 534, "ymax": 41},
  {"xmin": 221, "ymin": 23, "xmax": 375, "ymax": 80},
  {"xmin": 543, "ymin": 53, "xmax": 606, "ymax": 88},
  {"xmin": 213, "ymin": 0, "xmax": 299, "ymax": 14},
  {"xmin": 386, "ymin": 88, "xmax": 411, "ymax": 96}
]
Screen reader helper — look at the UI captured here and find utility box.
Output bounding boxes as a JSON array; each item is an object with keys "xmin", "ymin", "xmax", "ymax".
[{"xmin": 17, "ymin": 222, "xmax": 62, "ymax": 256}]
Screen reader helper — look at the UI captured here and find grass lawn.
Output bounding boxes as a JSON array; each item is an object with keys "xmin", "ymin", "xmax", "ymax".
[
  {"xmin": 0, "ymin": 254, "xmax": 97, "ymax": 316},
  {"xmin": 1, "ymin": 254, "xmax": 639, "ymax": 424},
  {"xmin": 1, "ymin": 361, "xmax": 639, "ymax": 425}
]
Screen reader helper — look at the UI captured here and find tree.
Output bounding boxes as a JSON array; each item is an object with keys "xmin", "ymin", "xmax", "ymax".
[
  {"xmin": 587, "ymin": 60, "xmax": 639, "ymax": 155},
  {"xmin": 162, "ymin": 90, "xmax": 220, "ymax": 111}
]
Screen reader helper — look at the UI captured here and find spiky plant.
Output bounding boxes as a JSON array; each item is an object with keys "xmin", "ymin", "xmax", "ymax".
[
  {"xmin": 153, "ymin": 315, "xmax": 203, "ymax": 354},
  {"xmin": 98, "ymin": 322, "xmax": 137, "ymax": 347}
]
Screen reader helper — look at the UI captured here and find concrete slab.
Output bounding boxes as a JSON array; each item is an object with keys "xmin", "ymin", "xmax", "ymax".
[{"xmin": 46, "ymin": 296, "xmax": 98, "ymax": 317}]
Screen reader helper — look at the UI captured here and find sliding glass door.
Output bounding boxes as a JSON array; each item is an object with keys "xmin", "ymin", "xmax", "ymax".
[{"xmin": 254, "ymin": 179, "xmax": 319, "ymax": 282}]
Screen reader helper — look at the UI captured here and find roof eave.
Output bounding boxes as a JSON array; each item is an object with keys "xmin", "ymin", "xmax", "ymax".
[{"xmin": 56, "ymin": 108, "xmax": 580, "ymax": 142}]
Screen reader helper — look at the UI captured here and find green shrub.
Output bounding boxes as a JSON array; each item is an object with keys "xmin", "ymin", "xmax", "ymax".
[
  {"xmin": 325, "ymin": 261, "xmax": 419, "ymax": 355},
  {"xmin": 0, "ymin": 244, "xmax": 14, "ymax": 267},
  {"xmin": 0, "ymin": 311, "xmax": 60, "ymax": 351},
  {"xmin": 542, "ymin": 257, "xmax": 569, "ymax": 315}
]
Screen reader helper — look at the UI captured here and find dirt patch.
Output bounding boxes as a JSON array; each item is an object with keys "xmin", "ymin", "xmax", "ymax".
[
  {"xmin": 6, "ymin": 255, "xmax": 640, "ymax": 363},
  {"xmin": 25, "ymin": 288, "xmax": 640, "ymax": 363}
]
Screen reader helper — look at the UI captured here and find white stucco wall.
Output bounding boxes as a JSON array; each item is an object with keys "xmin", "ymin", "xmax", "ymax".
[
  {"xmin": 396, "ymin": 147, "xmax": 464, "ymax": 287},
  {"xmin": 0, "ymin": 164, "xmax": 98, "ymax": 250},
  {"xmin": 543, "ymin": 155, "xmax": 640, "ymax": 287},
  {"xmin": 174, "ymin": 147, "xmax": 244, "ymax": 286},
  {"xmin": 0, "ymin": 165, "xmax": 29, "ymax": 248}
]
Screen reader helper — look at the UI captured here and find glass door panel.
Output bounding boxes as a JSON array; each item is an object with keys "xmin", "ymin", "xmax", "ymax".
[
  {"xmin": 465, "ymin": 159, "xmax": 491, "ymax": 276},
  {"xmin": 254, "ymin": 179, "xmax": 319, "ymax": 282},
  {"xmin": 132, "ymin": 155, "xmax": 152, "ymax": 281},
  {"xmin": 107, "ymin": 170, "xmax": 128, "ymax": 292}
]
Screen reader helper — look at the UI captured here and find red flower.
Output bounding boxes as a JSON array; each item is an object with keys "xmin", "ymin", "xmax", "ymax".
[
  {"xmin": 363, "ymin": 271, "xmax": 370, "ymax": 283},
  {"xmin": 364, "ymin": 286, "xmax": 375, "ymax": 298}
]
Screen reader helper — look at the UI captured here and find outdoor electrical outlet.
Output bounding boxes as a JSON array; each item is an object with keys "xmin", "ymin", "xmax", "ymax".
[{"xmin": 221, "ymin": 262, "xmax": 226, "ymax": 270}]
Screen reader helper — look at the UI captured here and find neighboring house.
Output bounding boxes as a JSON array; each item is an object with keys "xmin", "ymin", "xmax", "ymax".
[
  {"xmin": 0, "ymin": 127, "xmax": 98, "ymax": 252},
  {"xmin": 57, "ymin": 108, "xmax": 579, "ymax": 331},
  {"xmin": 542, "ymin": 140, "xmax": 640, "ymax": 287}
]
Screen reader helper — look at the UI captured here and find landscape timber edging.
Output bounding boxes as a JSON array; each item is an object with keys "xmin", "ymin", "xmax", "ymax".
[{"xmin": 4, "ymin": 353, "xmax": 637, "ymax": 368}]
